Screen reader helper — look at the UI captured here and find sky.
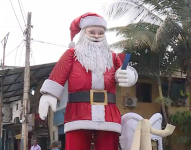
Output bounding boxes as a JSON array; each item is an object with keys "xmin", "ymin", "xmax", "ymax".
[{"xmin": 0, "ymin": 0, "xmax": 127, "ymax": 67}]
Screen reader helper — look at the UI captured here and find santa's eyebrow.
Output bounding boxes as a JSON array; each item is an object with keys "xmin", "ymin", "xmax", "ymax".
[{"xmin": 88, "ymin": 30, "xmax": 104, "ymax": 33}]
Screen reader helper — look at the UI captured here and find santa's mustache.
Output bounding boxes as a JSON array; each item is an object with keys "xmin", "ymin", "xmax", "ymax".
[{"xmin": 84, "ymin": 34, "xmax": 105, "ymax": 42}]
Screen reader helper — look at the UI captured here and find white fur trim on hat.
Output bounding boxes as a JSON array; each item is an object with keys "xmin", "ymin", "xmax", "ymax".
[
  {"xmin": 79, "ymin": 16, "xmax": 107, "ymax": 29},
  {"xmin": 68, "ymin": 41, "xmax": 75, "ymax": 48}
]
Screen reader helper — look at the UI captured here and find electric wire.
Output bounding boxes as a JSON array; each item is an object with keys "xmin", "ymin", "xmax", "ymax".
[
  {"xmin": 19, "ymin": 0, "xmax": 27, "ymax": 20},
  {"xmin": 18, "ymin": 0, "xmax": 26, "ymax": 26},
  {"xmin": 0, "ymin": 40, "xmax": 24, "ymax": 61},
  {"xmin": 32, "ymin": 39, "xmax": 68, "ymax": 48},
  {"xmin": 9, "ymin": 0, "xmax": 24, "ymax": 33},
  {"xmin": 19, "ymin": 41, "xmax": 25, "ymax": 66}
]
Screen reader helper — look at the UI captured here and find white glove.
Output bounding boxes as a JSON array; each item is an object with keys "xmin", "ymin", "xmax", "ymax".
[
  {"xmin": 38, "ymin": 94, "xmax": 57, "ymax": 120},
  {"xmin": 115, "ymin": 66, "xmax": 138, "ymax": 87}
]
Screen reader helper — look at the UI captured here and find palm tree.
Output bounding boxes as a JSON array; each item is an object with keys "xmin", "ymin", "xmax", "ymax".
[
  {"xmin": 136, "ymin": 1, "xmax": 191, "ymax": 94},
  {"xmin": 107, "ymin": 19, "xmax": 182, "ymax": 125},
  {"xmin": 102, "ymin": 0, "xmax": 191, "ymax": 102}
]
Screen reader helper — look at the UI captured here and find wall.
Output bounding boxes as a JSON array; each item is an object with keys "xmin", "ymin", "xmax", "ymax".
[
  {"xmin": 10, "ymin": 100, "xmax": 22, "ymax": 122},
  {"xmin": 2, "ymin": 104, "xmax": 11, "ymax": 123},
  {"xmin": 48, "ymin": 109, "xmax": 58, "ymax": 143},
  {"xmin": 116, "ymin": 78, "xmax": 161, "ymax": 119}
]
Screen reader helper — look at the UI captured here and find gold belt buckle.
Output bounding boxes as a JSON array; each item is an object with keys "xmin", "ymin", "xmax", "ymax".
[{"xmin": 90, "ymin": 90, "xmax": 108, "ymax": 105}]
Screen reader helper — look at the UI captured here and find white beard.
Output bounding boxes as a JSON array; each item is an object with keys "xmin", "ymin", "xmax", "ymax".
[{"xmin": 74, "ymin": 30, "xmax": 113, "ymax": 77}]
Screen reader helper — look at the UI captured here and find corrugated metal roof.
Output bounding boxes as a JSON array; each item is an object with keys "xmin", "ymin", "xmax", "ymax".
[{"xmin": 0, "ymin": 63, "xmax": 56, "ymax": 103}]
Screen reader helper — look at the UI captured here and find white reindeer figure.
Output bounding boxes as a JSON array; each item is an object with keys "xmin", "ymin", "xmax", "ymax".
[{"xmin": 120, "ymin": 113, "xmax": 175, "ymax": 150}]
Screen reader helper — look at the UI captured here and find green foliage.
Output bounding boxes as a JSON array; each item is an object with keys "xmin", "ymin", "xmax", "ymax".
[
  {"xmin": 180, "ymin": 90, "xmax": 190, "ymax": 97},
  {"xmin": 107, "ymin": 21, "xmax": 180, "ymax": 83},
  {"xmin": 141, "ymin": 0, "xmax": 191, "ymax": 20},
  {"xmin": 103, "ymin": 0, "xmax": 191, "ymax": 79},
  {"xmin": 154, "ymin": 97, "xmax": 173, "ymax": 107},
  {"xmin": 169, "ymin": 111, "xmax": 191, "ymax": 146}
]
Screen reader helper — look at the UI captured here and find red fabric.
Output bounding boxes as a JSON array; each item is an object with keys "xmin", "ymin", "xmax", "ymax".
[
  {"xmin": 49, "ymin": 48, "xmax": 74, "ymax": 86},
  {"xmin": 70, "ymin": 12, "xmax": 103, "ymax": 41},
  {"xmin": 35, "ymin": 113, "xmax": 45, "ymax": 122},
  {"xmin": 49, "ymin": 48, "xmax": 122, "ymax": 95},
  {"xmin": 64, "ymin": 103, "xmax": 121, "ymax": 123},
  {"xmin": 118, "ymin": 53, "xmax": 126, "ymax": 63},
  {"xmin": 65, "ymin": 130, "xmax": 119, "ymax": 150}
]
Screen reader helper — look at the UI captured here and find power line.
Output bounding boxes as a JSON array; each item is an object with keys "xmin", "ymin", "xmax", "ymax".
[
  {"xmin": 32, "ymin": 39, "xmax": 68, "ymax": 48},
  {"xmin": 19, "ymin": 0, "xmax": 27, "ymax": 20},
  {"xmin": 0, "ymin": 40, "xmax": 24, "ymax": 61},
  {"xmin": 9, "ymin": 0, "xmax": 24, "ymax": 33},
  {"xmin": 19, "ymin": 41, "xmax": 25, "ymax": 66},
  {"xmin": 14, "ymin": 45, "xmax": 20, "ymax": 66},
  {"xmin": 18, "ymin": 0, "xmax": 26, "ymax": 26}
]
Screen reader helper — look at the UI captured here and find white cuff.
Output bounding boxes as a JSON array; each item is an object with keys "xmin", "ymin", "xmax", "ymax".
[
  {"xmin": 40, "ymin": 79, "xmax": 64, "ymax": 99},
  {"xmin": 126, "ymin": 66, "xmax": 138, "ymax": 86}
]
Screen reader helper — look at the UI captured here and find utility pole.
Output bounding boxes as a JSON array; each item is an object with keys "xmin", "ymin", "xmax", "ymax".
[
  {"xmin": 21, "ymin": 12, "xmax": 32, "ymax": 150},
  {"xmin": 1, "ymin": 32, "xmax": 9, "ymax": 69},
  {"xmin": 0, "ymin": 76, "xmax": 4, "ymax": 150}
]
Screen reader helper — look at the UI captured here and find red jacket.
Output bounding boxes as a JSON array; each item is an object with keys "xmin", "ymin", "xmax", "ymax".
[{"xmin": 49, "ymin": 48, "xmax": 122, "ymax": 94}]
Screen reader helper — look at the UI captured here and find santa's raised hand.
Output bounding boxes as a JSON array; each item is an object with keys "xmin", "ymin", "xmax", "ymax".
[{"xmin": 115, "ymin": 66, "xmax": 138, "ymax": 87}]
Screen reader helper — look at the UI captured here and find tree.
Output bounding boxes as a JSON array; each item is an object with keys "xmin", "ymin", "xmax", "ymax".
[
  {"xmin": 107, "ymin": 19, "xmax": 183, "ymax": 125},
  {"xmin": 102, "ymin": 0, "xmax": 191, "ymax": 100}
]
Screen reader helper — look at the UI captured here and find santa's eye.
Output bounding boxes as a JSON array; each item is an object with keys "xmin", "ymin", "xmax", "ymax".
[
  {"xmin": 90, "ymin": 31, "xmax": 95, "ymax": 35},
  {"xmin": 99, "ymin": 32, "xmax": 104, "ymax": 35}
]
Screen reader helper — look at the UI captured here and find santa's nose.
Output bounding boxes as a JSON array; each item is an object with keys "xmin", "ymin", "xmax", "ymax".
[{"xmin": 94, "ymin": 34, "xmax": 99, "ymax": 39}]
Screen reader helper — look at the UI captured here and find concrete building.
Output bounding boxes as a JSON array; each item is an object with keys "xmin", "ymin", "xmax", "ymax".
[
  {"xmin": 2, "ymin": 100, "xmax": 22, "ymax": 150},
  {"xmin": 0, "ymin": 63, "xmax": 55, "ymax": 150}
]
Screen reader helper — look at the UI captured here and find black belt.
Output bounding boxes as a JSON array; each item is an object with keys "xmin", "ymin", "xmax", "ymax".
[{"xmin": 68, "ymin": 91, "xmax": 116, "ymax": 104}]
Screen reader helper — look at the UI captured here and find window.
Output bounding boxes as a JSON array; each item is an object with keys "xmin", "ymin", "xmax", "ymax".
[
  {"xmin": 162, "ymin": 80, "xmax": 186, "ymax": 101},
  {"xmin": 136, "ymin": 82, "xmax": 152, "ymax": 103},
  {"xmin": 16, "ymin": 104, "xmax": 18, "ymax": 110}
]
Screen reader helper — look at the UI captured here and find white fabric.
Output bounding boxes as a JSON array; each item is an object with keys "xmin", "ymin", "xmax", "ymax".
[
  {"xmin": 120, "ymin": 113, "xmax": 144, "ymax": 150},
  {"xmin": 91, "ymin": 72, "xmax": 105, "ymax": 122},
  {"xmin": 120, "ymin": 113, "xmax": 163, "ymax": 150},
  {"xmin": 79, "ymin": 16, "xmax": 107, "ymax": 29},
  {"xmin": 30, "ymin": 145, "xmax": 41, "ymax": 150},
  {"xmin": 115, "ymin": 66, "xmax": 138, "ymax": 87},
  {"xmin": 150, "ymin": 113, "xmax": 163, "ymax": 150},
  {"xmin": 38, "ymin": 94, "xmax": 57, "ymax": 120},
  {"xmin": 64, "ymin": 120, "xmax": 121, "ymax": 133},
  {"xmin": 40, "ymin": 79, "xmax": 64, "ymax": 99},
  {"xmin": 68, "ymin": 41, "xmax": 75, "ymax": 48}
]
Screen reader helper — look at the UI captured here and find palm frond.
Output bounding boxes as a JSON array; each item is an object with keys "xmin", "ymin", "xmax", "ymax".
[
  {"xmin": 108, "ymin": 23, "xmax": 159, "ymax": 50},
  {"xmin": 101, "ymin": 0, "xmax": 164, "ymax": 25},
  {"xmin": 152, "ymin": 17, "xmax": 185, "ymax": 53},
  {"xmin": 141, "ymin": 0, "xmax": 191, "ymax": 20}
]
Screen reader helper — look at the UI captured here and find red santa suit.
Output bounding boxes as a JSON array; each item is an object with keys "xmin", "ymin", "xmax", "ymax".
[{"xmin": 39, "ymin": 12, "xmax": 138, "ymax": 150}]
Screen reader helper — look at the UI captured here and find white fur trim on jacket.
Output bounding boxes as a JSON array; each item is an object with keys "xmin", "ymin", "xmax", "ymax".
[
  {"xmin": 40, "ymin": 79, "xmax": 64, "ymax": 100},
  {"xmin": 91, "ymin": 72, "xmax": 105, "ymax": 122},
  {"xmin": 80, "ymin": 16, "xmax": 107, "ymax": 29},
  {"xmin": 64, "ymin": 120, "xmax": 121, "ymax": 133}
]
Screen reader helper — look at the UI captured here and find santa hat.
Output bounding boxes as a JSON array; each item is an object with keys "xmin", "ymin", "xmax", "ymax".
[{"xmin": 68, "ymin": 12, "xmax": 107, "ymax": 48}]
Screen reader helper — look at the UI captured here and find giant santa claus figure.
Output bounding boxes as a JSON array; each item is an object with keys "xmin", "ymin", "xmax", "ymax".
[{"xmin": 38, "ymin": 12, "xmax": 138, "ymax": 150}]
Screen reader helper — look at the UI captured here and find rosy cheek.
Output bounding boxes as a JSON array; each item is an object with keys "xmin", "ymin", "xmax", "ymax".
[{"xmin": 99, "ymin": 34, "xmax": 104, "ymax": 38}]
